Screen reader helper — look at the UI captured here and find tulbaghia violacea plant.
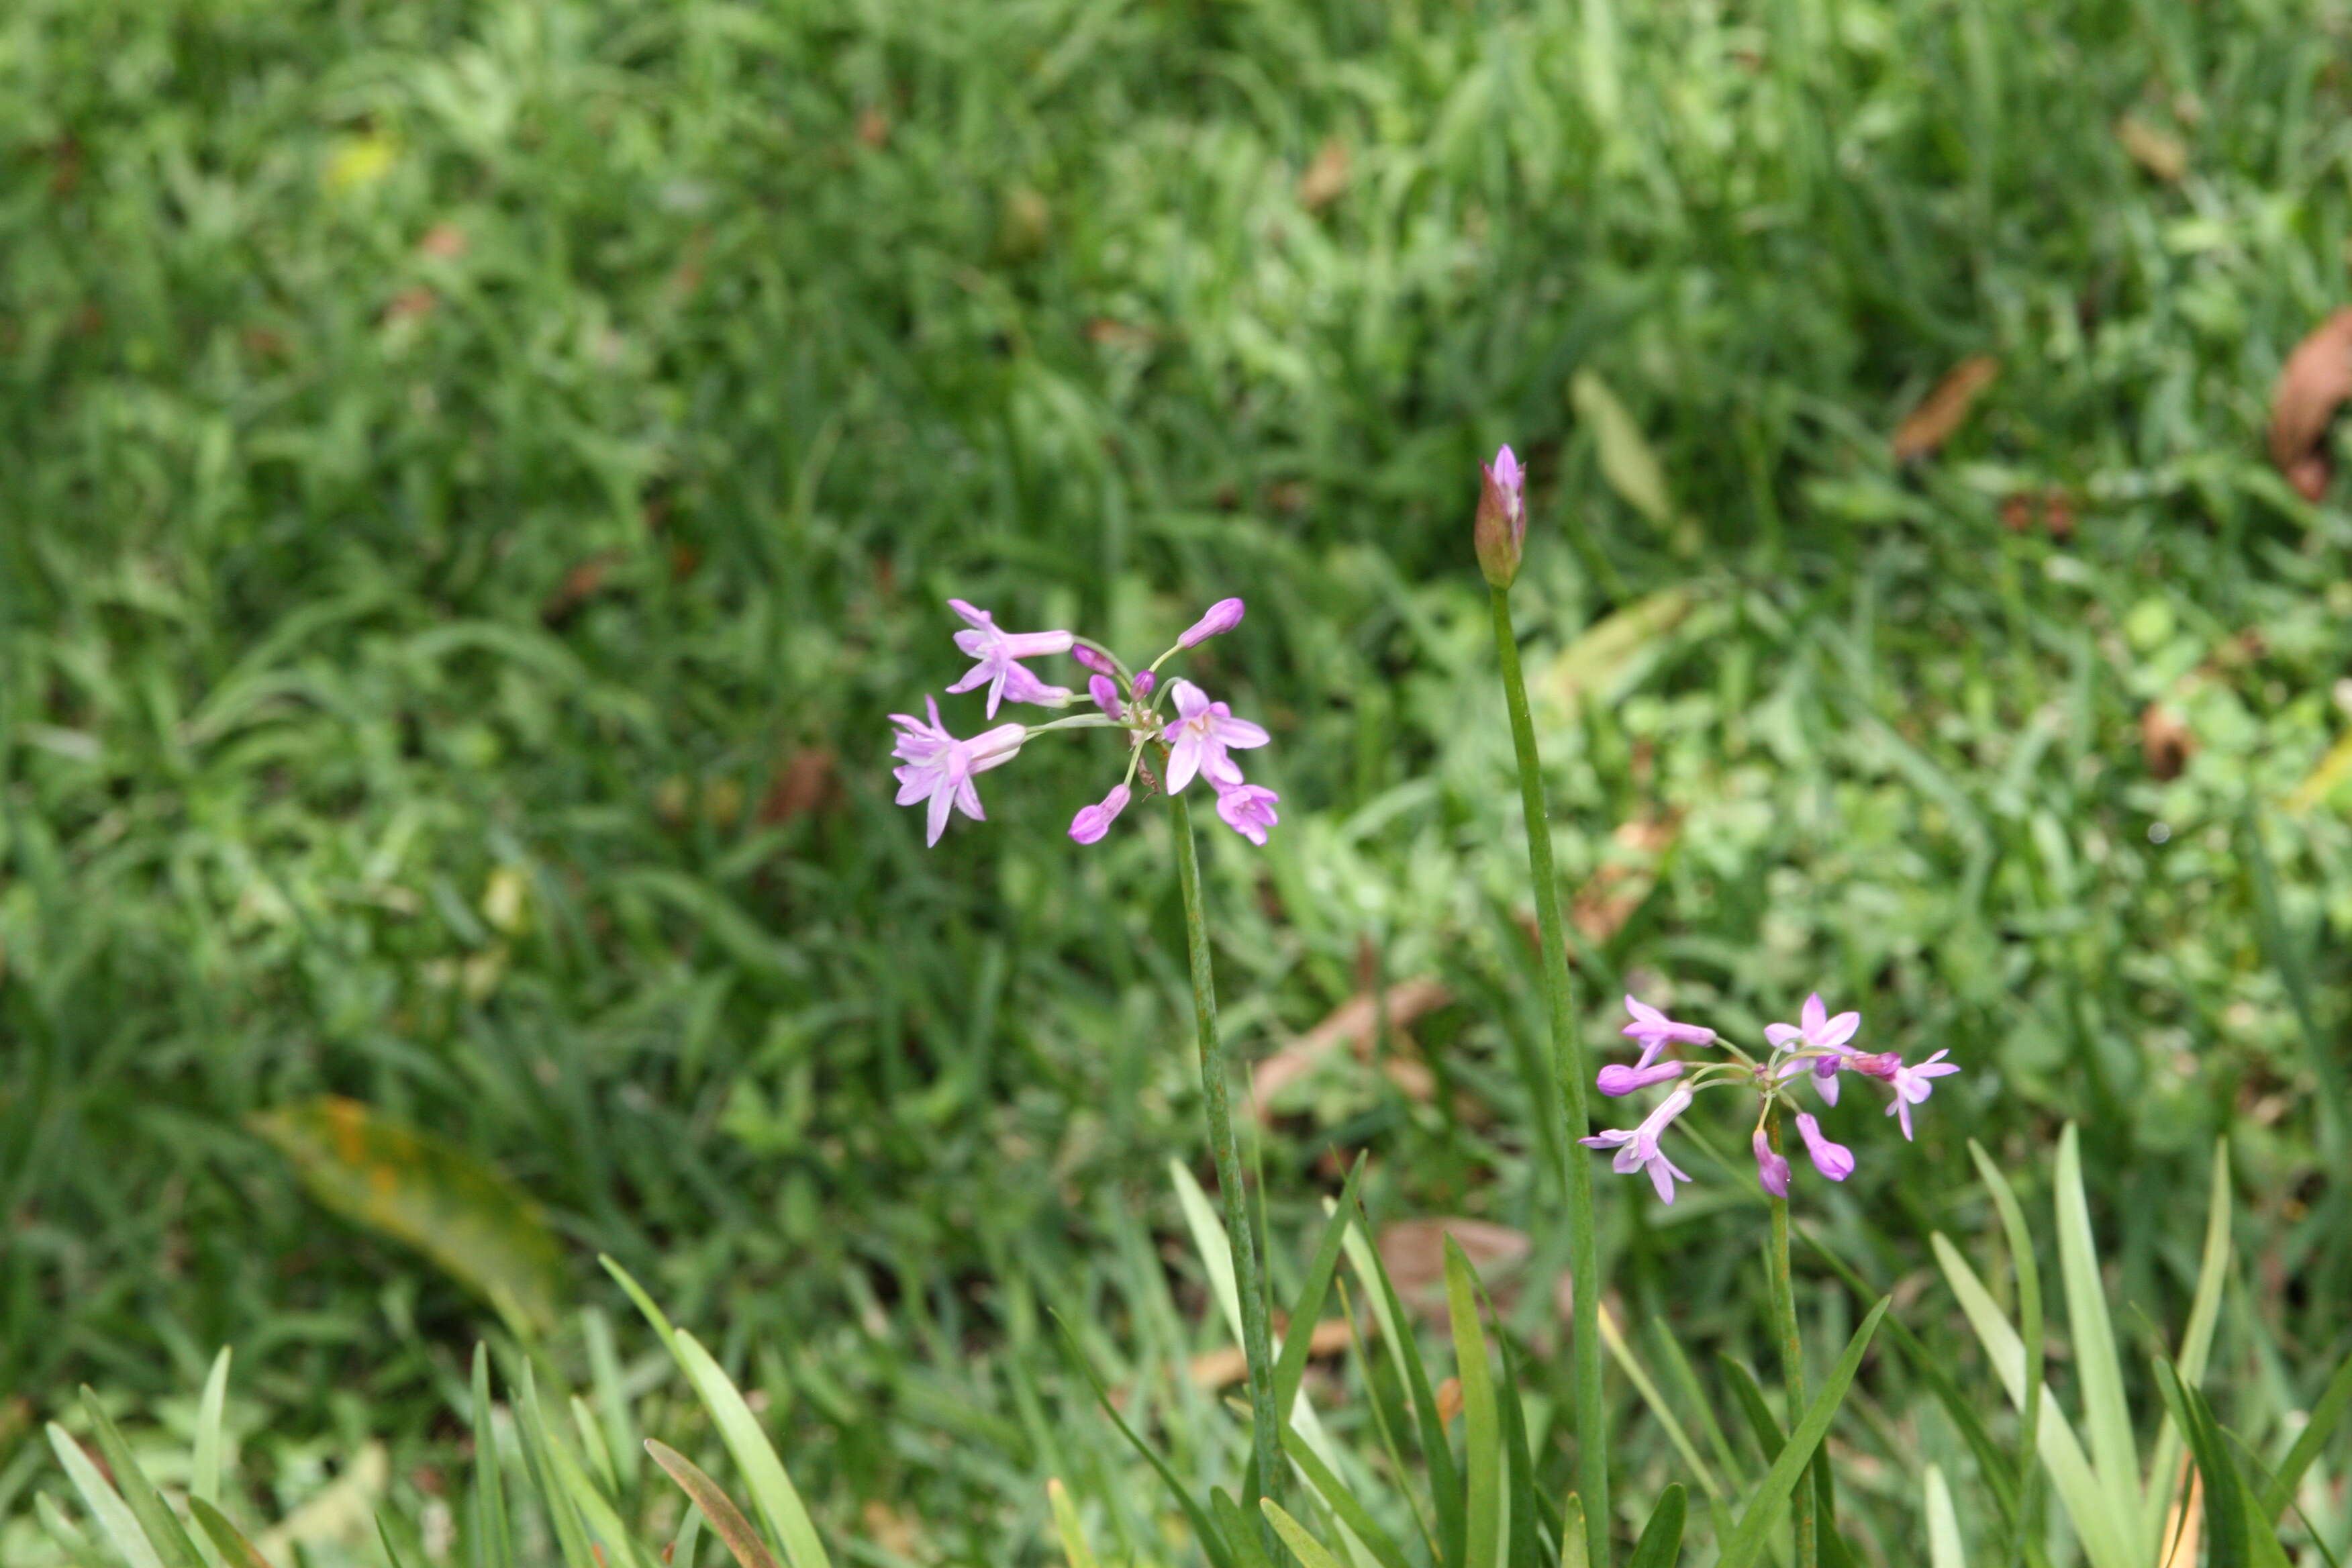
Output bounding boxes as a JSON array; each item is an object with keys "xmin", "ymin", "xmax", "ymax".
[
  {"xmin": 1583, "ymin": 988, "xmax": 1961, "ymax": 1568},
  {"xmin": 887, "ymin": 593, "xmax": 1288, "ymax": 1534}
]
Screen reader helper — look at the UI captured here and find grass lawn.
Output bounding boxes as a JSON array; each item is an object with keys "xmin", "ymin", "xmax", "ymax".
[{"xmin": 4, "ymin": 0, "xmax": 2351, "ymax": 1561}]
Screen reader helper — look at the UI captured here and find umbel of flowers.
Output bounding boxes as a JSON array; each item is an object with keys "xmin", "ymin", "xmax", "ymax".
[
  {"xmin": 1586, "ymin": 992, "xmax": 1961, "ymax": 1203},
  {"xmin": 888, "ymin": 596, "xmax": 1277, "ymax": 847}
]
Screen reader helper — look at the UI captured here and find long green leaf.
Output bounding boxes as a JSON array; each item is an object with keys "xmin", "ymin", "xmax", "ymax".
[
  {"xmin": 2054, "ymin": 1126, "xmax": 2142, "ymax": 1542},
  {"xmin": 1599, "ymin": 1306, "xmax": 1723, "ymax": 1500},
  {"xmin": 1932, "ymin": 1233, "xmax": 2134, "ymax": 1568},
  {"xmin": 470, "ymin": 1344, "xmax": 515, "ymax": 1568},
  {"xmin": 1051, "ymin": 1314, "xmax": 1235, "ymax": 1568},
  {"xmin": 1212, "ymin": 1489, "xmax": 1277, "ymax": 1568},
  {"xmin": 46, "ymin": 1428, "xmax": 166, "ymax": 1568},
  {"xmin": 2143, "ymin": 1138, "xmax": 2234, "ymax": 1553},
  {"xmin": 2259, "ymin": 1347, "xmax": 2352, "ymax": 1518},
  {"xmin": 77, "ymin": 1391, "xmax": 210, "ymax": 1568},
  {"xmin": 2152, "ymin": 1359, "xmax": 2245, "ymax": 1568},
  {"xmin": 193, "ymin": 1349, "xmax": 232, "ymax": 1508},
  {"xmin": 1716, "ymin": 1355, "xmax": 1783, "ymax": 1463},
  {"xmin": 1272, "ymin": 1157, "xmax": 1369, "ymax": 1416},
  {"xmin": 1445, "ymin": 1239, "xmax": 1506, "ymax": 1568},
  {"xmin": 1047, "ymin": 1479, "xmax": 1099, "ymax": 1568},
  {"xmin": 1263, "ymin": 1500, "xmax": 1351, "ymax": 1568},
  {"xmin": 38, "ymin": 1493, "xmax": 118, "ymax": 1568},
  {"xmin": 1924, "ymin": 1465, "xmax": 1967, "ymax": 1568},
  {"xmin": 1557, "ymin": 1493, "xmax": 1586, "ymax": 1568},
  {"xmin": 1716, "ymin": 1296, "xmax": 1888, "ymax": 1568},
  {"xmin": 512, "ymin": 1367, "xmax": 603, "ymax": 1568},
  {"xmin": 1626, "ymin": 1483, "xmax": 1685, "ymax": 1568},
  {"xmin": 1969, "ymin": 1140, "xmax": 2045, "ymax": 1568},
  {"xmin": 525, "ymin": 1373, "xmax": 650, "ymax": 1568},
  {"xmin": 1341, "ymin": 1212, "xmax": 1465, "ymax": 1567},
  {"xmin": 188, "ymin": 1498, "xmax": 281, "ymax": 1568},
  {"xmin": 1279, "ymin": 1424, "xmax": 1416, "ymax": 1568},
  {"xmin": 646, "ymin": 1440, "xmax": 782, "ymax": 1568},
  {"xmin": 377, "ymin": 1514, "xmax": 414, "ymax": 1568}
]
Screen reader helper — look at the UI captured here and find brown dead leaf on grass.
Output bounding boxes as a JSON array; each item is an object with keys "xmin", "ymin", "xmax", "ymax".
[
  {"xmin": 2268, "ymin": 309, "xmax": 2352, "ymax": 501},
  {"xmin": 1572, "ymin": 814, "xmax": 1681, "ymax": 942},
  {"xmin": 2141, "ymin": 701, "xmax": 2197, "ymax": 781},
  {"xmin": 1187, "ymin": 1318, "xmax": 1361, "ymax": 1389},
  {"xmin": 1893, "ymin": 356, "xmax": 2000, "ymax": 460},
  {"xmin": 1377, "ymin": 1218, "xmax": 1530, "ymax": 1317},
  {"xmin": 2116, "ymin": 115, "xmax": 2188, "ymax": 183},
  {"xmin": 542, "ymin": 550, "xmax": 624, "ymax": 624},
  {"xmin": 1249, "ymin": 977, "xmax": 1451, "ymax": 1119},
  {"xmin": 419, "ymin": 223, "xmax": 468, "ymax": 260},
  {"xmin": 1298, "ymin": 138, "xmax": 1351, "ymax": 211},
  {"xmin": 758, "ymin": 748, "xmax": 838, "ymax": 825}
]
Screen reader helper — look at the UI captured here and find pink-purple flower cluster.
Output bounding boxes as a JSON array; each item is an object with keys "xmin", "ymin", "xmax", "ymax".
[
  {"xmin": 1580, "ymin": 992, "xmax": 1960, "ymax": 1204},
  {"xmin": 889, "ymin": 595, "xmax": 1279, "ymax": 848}
]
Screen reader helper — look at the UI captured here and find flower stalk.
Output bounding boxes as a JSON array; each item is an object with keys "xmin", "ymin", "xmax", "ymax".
[
  {"xmin": 1489, "ymin": 583, "xmax": 1611, "ymax": 1567},
  {"xmin": 1765, "ymin": 1108, "xmax": 1818, "ymax": 1568},
  {"xmin": 1169, "ymin": 788, "xmax": 1285, "ymax": 1534}
]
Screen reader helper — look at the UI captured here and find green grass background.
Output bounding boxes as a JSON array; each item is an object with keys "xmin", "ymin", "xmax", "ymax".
[{"xmin": 4, "ymin": 0, "xmax": 2351, "ymax": 1560}]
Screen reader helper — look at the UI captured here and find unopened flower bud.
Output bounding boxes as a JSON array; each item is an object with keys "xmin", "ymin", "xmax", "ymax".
[
  {"xmin": 1178, "ymin": 597, "xmax": 1245, "ymax": 648},
  {"xmin": 1134, "ymin": 670, "xmax": 1156, "ymax": 697},
  {"xmin": 1088, "ymin": 675, "xmax": 1122, "ymax": 718},
  {"xmin": 1473, "ymin": 444, "xmax": 1526, "ymax": 588},
  {"xmin": 1072, "ymin": 644, "xmax": 1117, "ymax": 676}
]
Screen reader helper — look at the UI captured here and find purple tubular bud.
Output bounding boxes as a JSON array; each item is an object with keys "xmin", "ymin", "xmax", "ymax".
[
  {"xmin": 1177, "ymin": 597, "xmax": 1246, "ymax": 648},
  {"xmin": 1134, "ymin": 670, "xmax": 1156, "ymax": 697},
  {"xmin": 1795, "ymin": 1113, "xmax": 1856, "ymax": 1180},
  {"xmin": 1071, "ymin": 644, "xmax": 1116, "ymax": 676},
  {"xmin": 1753, "ymin": 1127, "xmax": 1792, "ymax": 1197},
  {"xmin": 1088, "ymin": 674, "xmax": 1121, "ymax": 718},
  {"xmin": 1068, "ymin": 784, "xmax": 1131, "ymax": 845},
  {"xmin": 1597, "ymin": 1061, "xmax": 1685, "ymax": 1096}
]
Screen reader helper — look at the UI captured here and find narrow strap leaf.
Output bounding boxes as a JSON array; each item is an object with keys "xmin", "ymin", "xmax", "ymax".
[
  {"xmin": 1626, "ymin": 1483, "xmax": 1685, "ymax": 1568},
  {"xmin": 1715, "ymin": 1297, "xmax": 1890, "ymax": 1568},
  {"xmin": 646, "ymin": 1440, "xmax": 782, "ymax": 1568}
]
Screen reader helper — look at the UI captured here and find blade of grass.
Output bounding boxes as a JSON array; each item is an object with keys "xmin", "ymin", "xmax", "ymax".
[
  {"xmin": 1716, "ymin": 1297, "xmax": 1889, "ymax": 1568},
  {"xmin": 471, "ymin": 1344, "xmax": 515, "ymax": 1568},
  {"xmin": 1651, "ymin": 1318, "xmax": 1749, "ymax": 1493},
  {"xmin": 1342, "ymin": 1214, "xmax": 1466, "ymax": 1567},
  {"xmin": 1557, "ymin": 1493, "xmax": 1586, "ymax": 1568},
  {"xmin": 377, "ymin": 1514, "xmax": 413, "ymax": 1568},
  {"xmin": 2142, "ymin": 1137, "xmax": 2233, "ymax": 1555},
  {"xmin": 1444, "ymin": 1238, "xmax": 1506, "ymax": 1568},
  {"xmin": 1277, "ymin": 1427, "xmax": 1417, "ymax": 1568},
  {"xmin": 1970, "ymin": 1141, "xmax": 2045, "ymax": 1568},
  {"xmin": 1625, "ymin": 1484, "xmax": 1685, "ymax": 1568},
  {"xmin": 38, "ymin": 1493, "xmax": 118, "ymax": 1568},
  {"xmin": 1597, "ymin": 1305, "xmax": 1724, "ymax": 1500},
  {"xmin": 646, "ymin": 1440, "xmax": 782, "ymax": 1568},
  {"xmin": 188, "ymin": 1498, "xmax": 280, "ymax": 1568},
  {"xmin": 1924, "ymin": 1465, "xmax": 1967, "ymax": 1568},
  {"xmin": 1932, "ymin": 1234, "xmax": 2133, "ymax": 1568},
  {"xmin": 43, "ymin": 1436, "xmax": 165, "ymax": 1568},
  {"xmin": 1050, "ymin": 1314, "xmax": 1236, "ymax": 1568},
  {"xmin": 1273, "ymin": 1158, "xmax": 1370, "ymax": 1416},
  {"xmin": 2258, "ymin": 1348, "xmax": 2352, "ymax": 1518},
  {"xmin": 1263, "ymin": 1500, "xmax": 1351, "ymax": 1568},
  {"xmin": 1048, "ymin": 1479, "xmax": 1099, "ymax": 1568},
  {"xmin": 2151, "ymin": 1360, "xmax": 2245, "ymax": 1568},
  {"xmin": 192, "ymin": 1349, "xmax": 231, "ymax": 1508},
  {"xmin": 2055, "ymin": 1125, "xmax": 2143, "ymax": 1551},
  {"xmin": 75, "ymin": 1391, "xmax": 209, "ymax": 1568}
]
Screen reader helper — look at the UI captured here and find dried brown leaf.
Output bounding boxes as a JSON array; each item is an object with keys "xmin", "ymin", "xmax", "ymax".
[
  {"xmin": 419, "ymin": 223, "xmax": 469, "ymax": 260},
  {"xmin": 758, "ymin": 748, "xmax": 839, "ymax": 826},
  {"xmin": 1298, "ymin": 138, "xmax": 1351, "ymax": 211},
  {"xmin": 1250, "ymin": 978, "xmax": 1451, "ymax": 1118},
  {"xmin": 856, "ymin": 107, "xmax": 890, "ymax": 149},
  {"xmin": 1434, "ymin": 1376, "xmax": 1463, "ymax": 1427},
  {"xmin": 2141, "ymin": 701, "xmax": 2196, "ymax": 781},
  {"xmin": 542, "ymin": 550, "xmax": 624, "ymax": 623},
  {"xmin": 1187, "ymin": 1318, "xmax": 1360, "ymax": 1389},
  {"xmin": 1893, "ymin": 356, "xmax": 2000, "ymax": 460},
  {"xmin": 2116, "ymin": 115, "xmax": 2188, "ymax": 183},
  {"xmin": 1377, "ymin": 1218, "xmax": 1530, "ymax": 1314},
  {"xmin": 2268, "ymin": 309, "xmax": 2352, "ymax": 501}
]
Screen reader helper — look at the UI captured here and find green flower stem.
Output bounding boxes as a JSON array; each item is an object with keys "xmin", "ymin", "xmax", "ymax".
[
  {"xmin": 1169, "ymin": 788, "xmax": 1284, "ymax": 1536},
  {"xmin": 1766, "ymin": 1108, "xmax": 1817, "ymax": 1568},
  {"xmin": 1489, "ymin": 586, "xmax": 1610, "ymax": 1567}
]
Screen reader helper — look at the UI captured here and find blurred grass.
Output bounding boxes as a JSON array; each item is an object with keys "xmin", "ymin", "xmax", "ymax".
[{"xmin": 4, "ymin": 0, "xmax": 2352, "ymax": 1558}]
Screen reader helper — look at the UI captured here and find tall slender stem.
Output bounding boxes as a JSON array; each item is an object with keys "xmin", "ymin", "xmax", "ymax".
[
  {"xmin": 1766, "ymin": 1107, "xmax": 1817, "ymax": 1568},
  {"xmin": 1170, "ymin": 789, "xmax": 1284, "ymax": 1535},
  {"xmin": 1489, "ymin": 587, "xmax": 1610, "ymax": 1567}
]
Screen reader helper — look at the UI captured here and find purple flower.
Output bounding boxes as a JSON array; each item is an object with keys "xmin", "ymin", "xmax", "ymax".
[
  {"xmin": 1160, "ymin": 679, "xmax": 1269, "ymax": 793},
  {"xmin": 1766, "ymin": 993, "xmax": 1861, "ymax": 1105},
  {"xmin": 1581, "ymin": 1083, "xmax": 1696, "ymax": 1204},
  {"xmin": 1071, "ymin": 644, "xmax": 1117, "ymax": 677},
  {"xmin": 1598, "ymin": 1060, "xmax": 1685, "ymax": 1096},
  {"xmin": 1885, "ymin": 1050, "xmax": 1959, "ymax": 1140},
  {"xmin": 889, "ymin": 696, "xmax": 1026, "ymax": 846},
  {"xmin": 1178, "ymin": 597, "xmax": 1245, "ymax": 648},
  {"xmin": 1794, "ymin": 1113, "xmax": 1855, "ymax": 1179},
  {"xmin": 945, "ymin": 599, "xmax": 1075, "ymax": 718},
  {"xmin": 1213, "ymin": 781, "xmax": 1280, "ymax": 846},
  {"xmin": 1088, "ymin": 674, "xmax": 1122, "ymax": 719},
  {"xmin": 1474, "ymin": 444, "xmax": 1528, "ymax": 587},
  {"xmin": 1069, "ymin": 783, "xmax": 1132, "ymax": 845},
  {"xmin": 1134, "ymin": 669, "xmax": 1157, "ymax": 697},
  {"xmin": 1622, "ymin": 995, "xmax": 1716, "ymax": 1069},
  {"xmin": 1753, "ymin": 1127, "xmax": 1792, "ymax": 1197}
]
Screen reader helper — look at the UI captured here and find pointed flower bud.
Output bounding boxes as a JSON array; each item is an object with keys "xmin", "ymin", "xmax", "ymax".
[
  {"xmin": 1753, "ymin": 1127, "xmax": 1792, "ymax": 1197},
  {"xmin": 1134, "ymin": 669, "xmax": 1156, "ymax": 696},
  {"xmin": 1473, "ymin": 444, "xmax": 1526, "ymax": 587},
  {"xmin": 1072, "ymin": 644, "xmax": 1117, "ymax": 677},
  {"xmin": 1178, "ymin": 597, "xmax": 1246, "ymax": 648},
  {"xmin": 1088, "ymin": 674, "xmax": 1122, "ymax": 718},
  {"xmin": 1069, "ymin": 783, "xmax": 1131, "ymax": 845}
]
